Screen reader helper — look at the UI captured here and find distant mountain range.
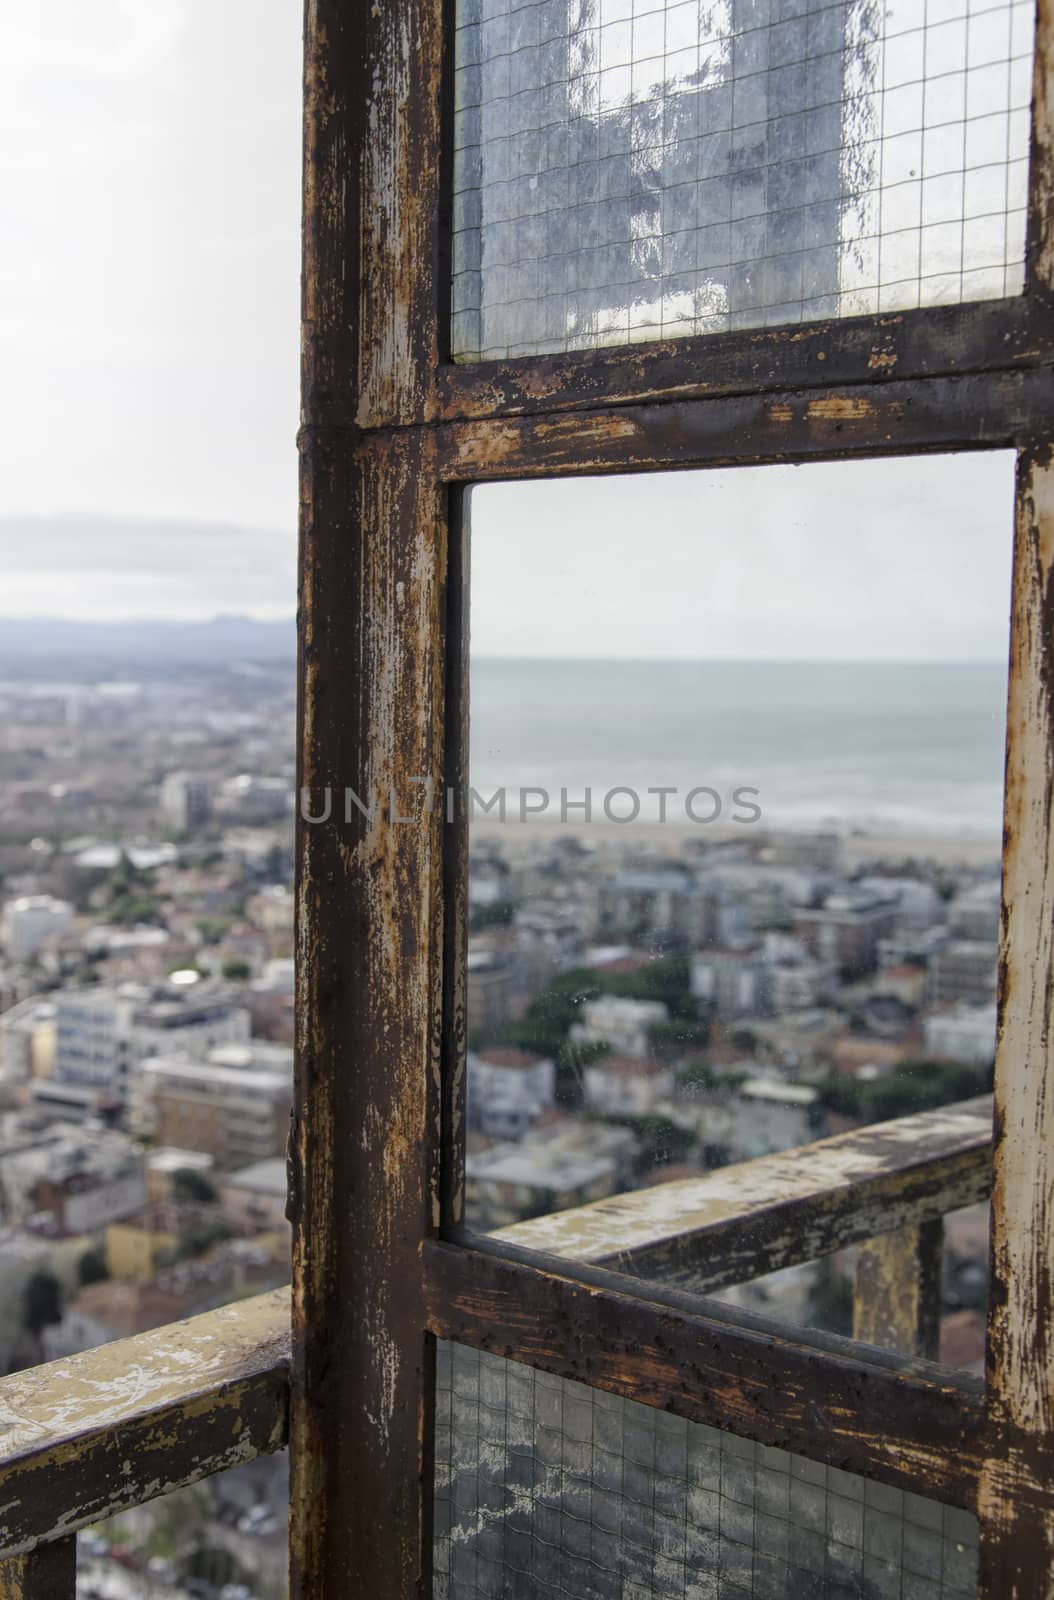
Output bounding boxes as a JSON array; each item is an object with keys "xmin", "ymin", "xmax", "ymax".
[{"xmin": 0, "ymin": 615, "xmax": 297, "ymax": 664}]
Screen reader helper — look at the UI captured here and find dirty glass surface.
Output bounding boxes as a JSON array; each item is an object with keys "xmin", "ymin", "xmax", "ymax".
[
  {"xmin": 461, "ymin": 452, "xmax": 1010, "ymax": 1367},
  {"xmin": 433, "ymin": 1341, "xmax": 979, "ymax": 1599},
  {"xmin": 451, "ymin": 0, "xmax": 1034, "ymax": 358}
]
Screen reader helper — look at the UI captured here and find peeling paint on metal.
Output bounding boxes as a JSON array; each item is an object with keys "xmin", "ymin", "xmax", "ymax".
[
  {"xmin": 497, "ymin": 1097, "xmax": 991, "ymax": 1289},
  {"xmin": 0, "ymin": 1291, "xmax": 289, "ymax": 1558}
]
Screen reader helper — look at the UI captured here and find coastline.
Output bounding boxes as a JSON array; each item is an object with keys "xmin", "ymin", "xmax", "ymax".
[{"xmin": 468, "ymin": 815, "xmax": 1002, "ymax": 869}]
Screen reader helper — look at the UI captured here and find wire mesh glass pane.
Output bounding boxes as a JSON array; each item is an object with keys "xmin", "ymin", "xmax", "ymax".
[
  {"xmin": 434, "ymin": 1341, "xmax": 979, "ymax": 1598},
  {"xmin": 451, "ymin": 0, "xmax": 1034, "ymax": 359}
]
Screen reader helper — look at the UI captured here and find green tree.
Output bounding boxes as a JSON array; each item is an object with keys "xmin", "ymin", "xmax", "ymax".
[
  {"xmin": 469, "ymin": 899, "xmax": 518, "ymax": 932},
  {"xmin": 553, "ymin": 1037, "xmax": 611, "ymax": 1104},
  {"xmin": 171, "ymin": 1167, "xmax": 218, "ymax": 1205},
  {"xmin": 648, "ymin": 1016, "xmax": 710, "ymax": 1058},
  {"xmin": 607, "ymin": 956, "xmax": 698, "ymax": 1021},
  {"xmin": 675, "ymin": 1058, "xmax": 717, "ymax": 1092},
  {"xmin": 675, "ymin": 1061, "xmax": 748, "ymax": 1094},
  {"xmin": 77, "ymin": 1248, "xmax": 108, "ymax": 1287},
  {"xmin": 500, "ymin": 968, "xmax": 604, "ymax": 1059},
  {"xmin": 808, "ymin": 1257, "xmax": 854, "ymax": 1337},
  {"xmin": 23, "ymin": 1271, "xmax": 62, "ymax": 1337},
  {"xmin": 596, "ymin": 1112, "xmax": 695, "ymax": 1169},
  {"xmin": 108, "ymin": 892, "xmax": 161, "ymax": 925},
  {"xmin": 500, "ymin": 958, "xmax": 701, "ymax": 1059},
  {"xmin": 178, "ymin": 1221, "xmax": 232, "ymax": 1259},
  {"xmin": 264, "ymin": 843, "xmax": 287, "ymax": 881},
  {"xmin": 222, "ymin": 958, "xmax": 251, "ymax": 981},
  {"xmin": 813, "ymin": 1059, "xmax": 992, "ymax": 1124}
]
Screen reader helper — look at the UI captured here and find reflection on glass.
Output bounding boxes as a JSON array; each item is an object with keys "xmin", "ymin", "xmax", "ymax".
[
  {"xmin": 452, "ymin": 0, "xmax": 1034, "ymax": 357},
  {"xmin": 463, "ymin": 454, "xmax": 1010, "ymax": 1369}
]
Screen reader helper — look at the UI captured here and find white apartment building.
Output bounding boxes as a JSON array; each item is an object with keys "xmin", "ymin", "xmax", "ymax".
[
  {"xmin": 132, "ymin": 1046, "xmax": 292, "ymax": 1167},
  {"xmin": 583, "ymin": 1054, "xmax": 675, "ymax": 1117},
  {"xmin": 570, "ymin": 994, "xmax": 668, "ymax": 1059},
  {"xmin": 159, "ymin": 770, "xmax": 211, "ymax": 831},
  {"xmin": 0, "ymin": 1125, "xmax": 146, "ymax": 1232},
  {"xmin": 766, "ymin": 951, "xmax": 838, "ymax": 1013},
  {"xmin": 52, "ymin": 979, "xmax": 250, "ymax": 1097},
  {"xmin": 0, "ymin": 895, "xmax": 73, "ymax": 960},
  {"xmin": 220, "ymin": 1157, "xmax": 290, "ymax": 1231},
  {"xmin": 924, "ymin": 1003, "xmax": 998, "ymax": 1068},
  {"xmin": 947, "ymin": 880, "xmax": 1002, "ymax": 942},
  {"xmin": 466, "ymin": 1046, "xmax": 555, "ymax": 1141},
  {"xmin": 466, "ymin": 1119, "xmax": 639, "ymax": 1231},
  {"xmin": 691, "ymin": 948, "xmax": 769, "ymax": 1018},
  {"xmin": 0, "ymin": 997, "xmax": 55, "ymax": 1084},
  {"xmin": 725, "ymin": 1078, "xmax": 819, "ymax": 1161},
  {"xmin": 857, "ymin": 876, "xmax": 942, "ymax": 932}
]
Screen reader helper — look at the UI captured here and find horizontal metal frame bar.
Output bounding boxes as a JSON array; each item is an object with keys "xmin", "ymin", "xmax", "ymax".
[
  {"xmin": 433, "ymin": 296, "xmax": 1054, "ymax": 425},
  {"xmin": 424, "ymin": 1239, "xmax": 983, "ymax": 1509},
  {"xmin": 317, "ymin": 365, "xmax": 1052, "ymax": 484},
  {"xmin": 427, "ymin": 367, "xmax": 1053, "ymax": 482},
  {"xmin": 0, "ymin": 1289, "xmax": 289, "ymax": 1557},
  {"xmin": 492, "ymin": 1096, "xmax": 992, "ymax": 1288}
]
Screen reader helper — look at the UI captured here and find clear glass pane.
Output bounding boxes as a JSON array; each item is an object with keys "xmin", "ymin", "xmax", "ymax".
[
  {"xmin": 76, "ymin": 1453, "xmax": 288, "ymax": 1599},
  {"xmin": 451, "ymin": 0, "xmax": 1035, "ymax": 358},
  {"xmin": 434, "ymin": 1341, "xmax": 979, "ymax": 1598},
  {"xmin": 463, "ymin": 453, "xmax": 1010, "ymax": 1369}
]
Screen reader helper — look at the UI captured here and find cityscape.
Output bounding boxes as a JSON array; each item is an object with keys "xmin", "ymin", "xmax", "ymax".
[
  {"xmin": 0, "ymin": 0, "xmax": 1036, "ymax": 1589},
  {"xmin": 0, "ymin": 634, "xmax": 1000, "ymax": 1598}
]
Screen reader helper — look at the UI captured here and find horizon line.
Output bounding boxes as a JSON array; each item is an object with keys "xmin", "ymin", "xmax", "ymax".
[{"xmin": 0, "ymin": 617, "xmax": 1010, "ymax": 667}]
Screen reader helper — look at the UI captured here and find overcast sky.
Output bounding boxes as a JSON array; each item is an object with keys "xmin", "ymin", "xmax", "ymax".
[
  {"xmin": 0, "ymin": 0, "xmax": 302, "ymax": 615},
  {"xmin": 0, "ymin": 3, "xmax": 1018, "ymax": 660},
  {"xmin": 470, "ymin": 453, "xmax": 1016, "ymax": 662}
]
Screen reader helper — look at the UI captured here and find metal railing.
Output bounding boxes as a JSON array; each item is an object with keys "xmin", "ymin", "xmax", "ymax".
[{"xmin": 0, "ymin": 1099, "xmax": 991, "ymax": 1595}]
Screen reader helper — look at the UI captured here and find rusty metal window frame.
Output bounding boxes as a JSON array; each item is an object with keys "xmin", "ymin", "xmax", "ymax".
[{"xmin": 291, "ymin": 4, "xmax": 1054, "ymax": 1596}]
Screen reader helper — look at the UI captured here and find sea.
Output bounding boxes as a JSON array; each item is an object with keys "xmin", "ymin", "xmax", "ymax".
[{"xmin": 469, "ymin": 658, "xmax": 1009, "ymax": 840}]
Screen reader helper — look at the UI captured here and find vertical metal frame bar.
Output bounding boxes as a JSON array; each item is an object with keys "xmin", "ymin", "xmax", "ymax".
[
  {"xmin": 0, "ymin": 1540, "xmax": 76, "ymax": 1600},
  {"xmin": 1027, "ymin": 0, "xmax": 1054, "ymax": 305},
  {"xmin": 439, "ymin": 487, "xmax": 471, "ymax": 1238},
  {"xmin": 979, "ymin": 435, "xmax": 1054, "ymax": 1595},
  {"xmin": 291, "ymin": 0, "xmax": 445, "ymax": 1594},
  {"xmin": 291, "ymin": 436, "xmax": 447, "ymax": 1598},
  {"xmin": 979, "ymin": 8, "xmax": 1054, "ymax": 1593},
  {"xmin": 853, "ymin": 1220, "xmax": 944, "ymax": 1362}
]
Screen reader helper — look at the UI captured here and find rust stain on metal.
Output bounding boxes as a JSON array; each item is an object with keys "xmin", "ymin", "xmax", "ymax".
[
  {"xmin": 805, "ymin": 393, "xmax": 877, "ymax": 422},
  {"xmin": 868, "ymin": 347, "xmax": 898, "ymax": 372}
]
